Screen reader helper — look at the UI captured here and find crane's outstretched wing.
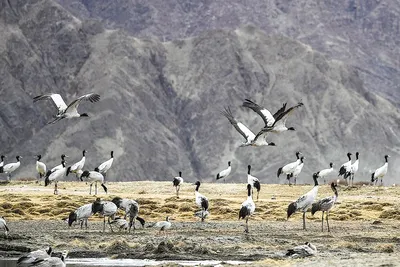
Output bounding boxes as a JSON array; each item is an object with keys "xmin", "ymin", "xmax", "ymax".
[
  {"xmin": 273, "ymin": 102, "xmax": 304, "ymax": 126},
  {"xmin": 221, "ymin": 106, "xmax": 255, "ymax": 141},
  {"xmin": 33, "ymin": 93, "xmax": 68, "ymax": 112},
  {"xmin": 65, "ymin": 93, "xmax": 101, "ymax": 113},
  {"xmin": 242, "ymin": 99, "xmax": 275, "ymax": 127}
]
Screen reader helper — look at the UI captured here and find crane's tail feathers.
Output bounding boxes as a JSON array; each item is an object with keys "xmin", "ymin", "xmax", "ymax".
[
  {"xmin": 101, "ymin": 183, "xmax": 108, "ymax": 193},
  {"xmin": 371, "ymin": 172, "xmax": 375, "ymax": 182},
  {"xmin": 277, "ymin": 167, "xmax": 283, "ymax": 178},
  {"xmin": 0, "ymin": 166, "xmax": 3, "ymax": 173},
  {"xmin": 239, "ymin": 206, "xmax": 249, "ymax": 220}
]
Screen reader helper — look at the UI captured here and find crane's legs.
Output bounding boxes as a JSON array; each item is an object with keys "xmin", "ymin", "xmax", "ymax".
[
  {"xmin": 321, "ymin": 211, "xmax": 324, "ymax": 232},
  {"xmin": 326, "ymin": 212, "xmax": 330, "ymax": 232},
  {"xmin": 302, "ymin": 212, "xmax": 306, "ymax": 230}
]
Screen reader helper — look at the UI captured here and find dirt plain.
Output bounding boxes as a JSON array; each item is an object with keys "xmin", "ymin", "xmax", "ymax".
[{"xmin": 0, "ymin": 181, "xmax": 399, "ymax": 266}]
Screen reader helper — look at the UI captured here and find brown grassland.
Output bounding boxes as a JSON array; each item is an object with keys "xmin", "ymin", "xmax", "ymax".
[{"xmin": 0, "ymin": 180, "xmax": 399, "ymax": 266}]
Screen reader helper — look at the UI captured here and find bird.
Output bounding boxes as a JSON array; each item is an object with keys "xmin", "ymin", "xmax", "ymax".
[
  {"xmin": 80, "ymin": 169, "xmax": 108, "ymax": 195},
  {"xmin": 92, "ymin": 198, "xmax": 118, "ymax": 232},
  {"xmin": 247, "ymin": 165, "xmax": 261, "ymax": 201},
  {"xmin": 151, "ymin": 216, "xmax": 172, "ymax": 235},
  {"xmin": 172, "ymin": 171, "xmax": 183, "ymax": 198},
  {"xmin": 111, "ymin": 197, "xmax": 145, "ymax": 232},
  {"xmin": 194, "ymin": 210, "xmax": 210, "ymax": 220},
  {"xmin": 96, "ymin": 151, "xmax": 114, "ymax": 181},
  {"xmin": 0, "ymin": 216, "xmax": 9, "ymax": 237},
  {"xmin": 109, "ymin": 217, "xmax": 130, "ymax": 232},
  {"xmin": 17, "ymin": 247, "xmax": 52, "ymax": 266},
  {"xmin": 338, "ymin": 152, "xmax": 352, "ymax": 183},
  {"xmin": 287, "ymin": 173, "xmax": 319, "ymax": 230},
  {"xmin": 348, "ymin": 152, "xmax": 359, "ymax": 186},
  {"xmin": 239, "ymin": 184, "xmax": 256, "ymax": 233},
  {"xmin": 371, "ymin": 155, "xmax": 390, "ymax": 186},
  {"xmin": 45, "ymin": 160, "xmax": 68, "ymax": 195},
  {"xmin": 35, "ymin": 155, "xmax": 47, "ymax": 184},
  {"xmin": 69, "ymin": 150, "xmax": 86, "ymax": 179},
  {"xmin": 68, "ymin": 203, "xmax": 94, "ymax": 229},
  {"xmin": 311, "ymin": 182, "xmax": 338, "ymax": 232},
  {"xmin": 51, "ymin": 154, "xmax": 68, "ymax": 172},
  {"xmin": 243, "ymin": 99, "xmax": 304, "ymax": 133},
  {"xmin": 193, "ymin": 181, "xmax": 209, "ymax": 222},
  {"xmin": 221, "ymin": 106, "xmax": 276, "ymax": 147},
  {"xmin": 33, "ymin": 92, "xmax": 100, "ymax": 124},
  {"xmin": 316, "ymin": 162, "xmax": 334, "ymax": 184},
  {"xmin": 277, "ymin": 152, "xmax": 302, "ymax": 185},
  {"xmin": 286, "ymin": 242, "xmax": 317, "ymax": 258},
  {"xmin": 292, "ymin": 156, "xmax": 305, "ymax": 185},
  {"xmin": 0, "ymin": 155, "xmax": 5, "ymax": 171},
  {"xmin": 216, "ymin": 161, "xmax": 232, "ymax": 182},
  {"xmin": 0, "ymin": 155, "xmax": 22, "ymax": 181},
  {"xmin": 29, "ymin": 250, "xmax": 68, "ymax": 267}
]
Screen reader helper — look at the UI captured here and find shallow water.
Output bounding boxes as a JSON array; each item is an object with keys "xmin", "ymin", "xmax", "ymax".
[{"xmin": 0, "ymin": 258, "xmax": 249, "ymax": 267}]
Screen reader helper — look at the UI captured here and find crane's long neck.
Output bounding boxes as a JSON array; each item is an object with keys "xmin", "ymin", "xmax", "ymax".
[
  {"xmin": 195, "ymin": 184, "xmax": 200, "ymax": 192},
  {"xmin": 347, "ymin": 154, "xmax": 352, "ymax": 161}
]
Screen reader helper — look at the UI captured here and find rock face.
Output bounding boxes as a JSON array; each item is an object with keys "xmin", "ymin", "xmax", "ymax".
[
  {"xmin": 0, "ymin": 0, "xmax": 399, "ymax": 183},
  {"xmin": 56, "ymin": 0, "xmax": 400, "ymax": 104}
]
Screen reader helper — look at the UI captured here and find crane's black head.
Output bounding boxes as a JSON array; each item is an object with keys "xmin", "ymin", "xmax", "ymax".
[
  {"xmin": 82, "ymin": 150, "xmax": 87, "ymax": 156},
  {"xmin": 80, "ymin": 113, "xmax": 89, "ymax": 117},
  {"xmin": 0, "ymin": 155, "xmax": 5, "ymax": 161},
  {"xmin": 268, "ymin": 142, "xmax": 276, "ymax": 146},
  {"xmin": 355, "ymin": 152, "xmax": 359, "ymax": 159},
  {"xmin": 300, "ymin": 157, "xmax": 305, "ymax": 163},
  {"xmin": 228, "ymin": 161, "xmax": 231, "ymax": 166},
  {"xmin": 347, "ymin": 152, "xmax": 352, "ymax": 157},
  {"xmin": 288, "ymin": 127, "xmax": 295, "ymax": 131},
  {"xmin": 295, "ymin": 151, "xmax": 301, "ymax": 158},
  {"xmin": 68, "ymin": 212, "xmax": 77, "ymax": 226},
  {"xmin": 384, "ymin": 155, "xmax": 390, "ymax": 162},
  {"xmin": 179, "ymin": 171, "xmax": 182, "ymax": 177},
  {"xmin": 287, "ymin": 202, "xmax": 296, "ymax": 219},
  {"xmin": 111, "ymin": 151, "xmax": 114, "ymax": 158},
  {"xmin": 36, "ymin": 155, "xmax": 42, "ymax": 160},
  {"xmin": 16, "ymin": 155, "xmax": 21, "ymax": 161},
  {"xmin": 194, "ymin": 181, "xmax": 201, "ymax": 186},
  {"xmin": 247, "ymin": 165, "xmax": 251, "ymax": 174},
  {"xmin": 329, "ymin": 162, "xmax": 333, "ymax": 168}
]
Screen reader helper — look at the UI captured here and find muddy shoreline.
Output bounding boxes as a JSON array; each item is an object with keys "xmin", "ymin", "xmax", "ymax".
[{"xmin": 1, "ymin": 219, "xmax": 399, "ymax": 265}]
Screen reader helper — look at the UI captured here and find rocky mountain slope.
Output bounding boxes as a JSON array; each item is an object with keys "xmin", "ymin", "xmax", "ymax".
[
  {"xmin": 57, "ymin": 0, "xmax": 400, "ymax": 104},
  {"xmin": 1, "ymin": 0, "xmax": 399, "ymax": 184}
]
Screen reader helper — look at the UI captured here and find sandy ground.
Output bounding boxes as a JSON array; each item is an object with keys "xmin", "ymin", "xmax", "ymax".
[{"xmin": 0, "ymin": 181, "xmax": 399, "ymax": 266}]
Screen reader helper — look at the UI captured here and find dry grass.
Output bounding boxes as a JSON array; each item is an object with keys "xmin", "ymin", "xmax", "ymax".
[{"xmin": 0, "ymin": 181, "xmax": 400, "ymax": 223}]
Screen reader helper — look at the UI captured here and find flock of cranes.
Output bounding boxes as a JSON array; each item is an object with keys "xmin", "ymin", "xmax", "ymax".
[{"xmin": 0, "ymin": 93, "xmax": 394, "ymax": 265}]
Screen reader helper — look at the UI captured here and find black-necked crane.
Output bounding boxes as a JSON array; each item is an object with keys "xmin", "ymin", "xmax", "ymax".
[
  {"xmin": 17, "ymin": 246, "xmax": 53, "ymax": 266},
  {"xmin": 311, "ymin": 182, "xmax": 338, "ymax": 232},
  {"xmin": 35, "ymin": 155, "xmax": 47, "ymax": 184},
  {"xmin": 338, "ymin": 152, "xmax": 352, "ymax": 183},
  {"xmin": 247, "ymin": 165, "xmax": 261, "ymax": 201},
  {"xmin": 277, "ymin": 152, "xmax": 302, "ymax": 185},
  {"xmin": 45, "ymin": 160, "xmax": 67, "ymax": 195},
  {"xmin": 68, "ymin": 203, "xmax": 94, "ymax": 229},
  {"xmin": 152, "ymin": 216, "xmax": 172, "ymax": 235},
  {"xmin": 371, "ymin": 155, "xmax": 390, "ymax": 186},
  {"xmin": 287, "ymin": 173, "xmax": 319, "ymax": 230},
  {"xmin": 0, "ymin": 216, "xmax": 8, "ymax": 237},
  {"xmin": 216, "ymin": 161, "xmax": 232, "ymax": 182},
  {"xmin": 80, "ymin": 169, "xmax": 108, "ymax": 195},
  {"xmin": 172, "ymin": 171, "xmax": 183, "ymax": 198},
  {"xmin": 51, "ymin": 154, "xmax": 68, "ymax": 172},
  {"xmin": 92, "ymin": 198, "xmax": 118, "ymax": 232},
  {"xmin": 242, "ymin": 99, "xmax": 303, "ymax": 133},
  {"xmin": 193, "ymin": 181, "xmax": 209, "ymax": 222},
  {"xmin": 33, "ymin": 92, "xmax": 100, "ymax": 124},
  {"xmin": 221, "ymin": 107, "xmax": 276, "ymax": 147},
  {"xmin": 111, "ymin": 197, "xmax": 145, "ymax": 232},
  {"xmin": 292, "ymin": 157, "xmax": 305, "ymax": 185},
  {"xmin": 96, "ymin": 151, "xmax": 114, "ymax": 181},
  {"xmin": 28, "ymin": 250, "xmax": 68, "ymax": 267},
  {"xmin": 348, "ymin": 152, "xmax": 359, "ymax": 186},
  {"xmin": 69, "ymin": 150, "xmax": 86, "ymax": 179},
  {"xmin": 239, "ymin": 184, "xmax": 256, "ymax": 233},
  {"xmin": 316, "ymin": 162, "xmax": 334, "ymax": 184},
  {"xmin": 0, "ymin": 156, "xmax": 22, "ymax": 181},
  {"xmin": 286, "ymin": 242, "xmax": 317, "ymax": 258}
]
